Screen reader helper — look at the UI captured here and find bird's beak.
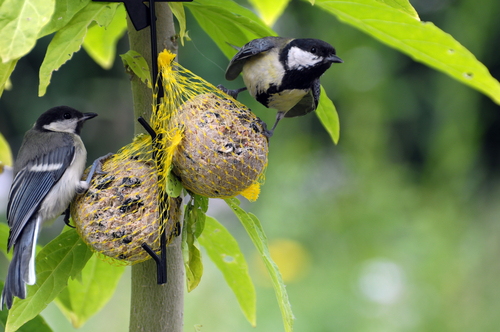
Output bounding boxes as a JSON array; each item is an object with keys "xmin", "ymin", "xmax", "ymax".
[
  {"xmin": 327, "ymin": 54, "xmax": 343, "ymax": 63},
  {"xmin": 80, "ymin": 113, "xmax": 98, "ymax": 122}
]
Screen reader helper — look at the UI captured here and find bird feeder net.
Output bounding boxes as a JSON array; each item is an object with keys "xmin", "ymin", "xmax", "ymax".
[
  {"xmin": 154, "ymin": 50, "xmax": 269, "ymax": 201},
  {"xmin": 71, "ymin": 50, "xmax": 268, "ymax": 265},
  {"xmin": 71, "ymin": 136, "xmax": 182, "ymax": 265}
]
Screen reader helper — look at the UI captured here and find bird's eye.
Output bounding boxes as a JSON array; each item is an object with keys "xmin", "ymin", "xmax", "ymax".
[
  {"xmin": 64, "ymin": 113, "xmax": 71, "ymax": 119},
  {"xmin": 311, "ymin": 47, "xmax": 316, "ymax": 53}
]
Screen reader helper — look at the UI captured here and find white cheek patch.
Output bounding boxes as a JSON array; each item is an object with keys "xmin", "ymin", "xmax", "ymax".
[
  {"xmin": 43, "ymin": 119, "xmax": 78, "ymax": 133},
  {"xmin": 287, "ymin": 47, "xmax": 322, "ymax": 70},
  {"xmin": 30, "ymin": 163, "xmax": 63, "ymax": 172}
]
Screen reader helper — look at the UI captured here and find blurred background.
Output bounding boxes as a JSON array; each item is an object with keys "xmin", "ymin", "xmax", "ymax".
[{"xmin": 2, "ymin": 0, "xmax": 500, "ymax": 331}]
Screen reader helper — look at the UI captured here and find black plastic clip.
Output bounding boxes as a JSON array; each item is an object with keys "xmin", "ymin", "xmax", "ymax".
[{"xmin": 138, "ymin": 116, "xmax": 168, "ymax": 284}]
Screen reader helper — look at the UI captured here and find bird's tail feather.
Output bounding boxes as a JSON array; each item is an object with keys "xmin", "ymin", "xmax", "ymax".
[{"xmin": 1, "ymin": 217, "xmax": 40, "ymax": 310}]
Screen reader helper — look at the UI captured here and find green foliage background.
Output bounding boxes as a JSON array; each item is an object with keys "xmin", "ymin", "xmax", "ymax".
[{"xmin": 2, "ymin": 0, "xmax": 500, "ymax": 331}]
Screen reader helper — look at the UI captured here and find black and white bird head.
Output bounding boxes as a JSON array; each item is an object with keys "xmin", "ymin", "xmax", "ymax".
[
  {"xmin": 281, "ymin": 38, "xmax": 343, "ymax": 76},
  {"xmin": 35, "ymin": 106, "xmax": 97, "ymax": 135}
]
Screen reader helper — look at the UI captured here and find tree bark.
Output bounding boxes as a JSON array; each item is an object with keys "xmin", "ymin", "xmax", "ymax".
[{"xmin": 126, "ymin": 4, "xmax": 184, "ymax": 332}]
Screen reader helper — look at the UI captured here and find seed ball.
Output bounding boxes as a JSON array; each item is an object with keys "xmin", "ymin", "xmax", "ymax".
[
  {"xmin": 71, "ymin": 155, "xmax": 182, "ymax": 263},
  {"xmin": 171, "ymin": 93, "xmax": 268, "ymax": 198}
]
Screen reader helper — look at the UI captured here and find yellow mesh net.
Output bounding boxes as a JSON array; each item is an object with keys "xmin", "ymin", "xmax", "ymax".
[
  {"xmin": 155, "ymin": 51, "xmax": 268, "ymax": 199},
  {"xmin": 71, "ymin": 50, "xmax": 268, "ymax": 264},
  {"xmin": 71, "ymin": 136, "xmax": 182, "ymax": 264}
]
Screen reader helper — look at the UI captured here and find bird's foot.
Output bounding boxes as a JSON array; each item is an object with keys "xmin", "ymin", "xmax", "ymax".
[
  {"xmin": 85, "ymin": 153, "xmax": 114, "ymax": 187},
  {"xmin": 62, "ymin": 205, "xmax": 75, "ymax": 228},
  {"xmin": 265, "ymin": 111, "xmax": 284, "ymax": 140},
  {"xmin": 255, "ymin": 118, "xmax": 274, "ymax": 139},
  {"xmin": 254, "ymin": 117, "xmax": 273, "ymax": 144},
  {"xmin": 217, "ymin": 85, "xmax": 247, "ymax": 100}
]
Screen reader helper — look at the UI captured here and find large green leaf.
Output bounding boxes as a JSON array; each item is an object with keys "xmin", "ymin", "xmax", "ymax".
[
  {"xmin": 38, "ymin": 2, "xmax": 119, "ymax": 96},
  {"xmin": 5, "ymin": 229, "xmax": 93, "ymax": 332},
  {"xmin": 38, "ymin": 0, "xmax": 91, "ymax": 38},
  {"xmin": 199, "ymin": 216, "xmax": 256, "ymax": 327},
  {"xmin": 0, "ymin": 0, "xmax": 55, "ymax": 63},
  {"xmin": 0, "ymin": 60, "xmax": 17, "ymax": 99},
  {"xmin": 312, "ymin": 0, "xmax": 500, "ymax": 105},
  {"xmin": 247, "ymin": 0, "xmax": 290, "ymax": 27},
  {"xmin": 82, "ymin": 4, "xmax": 127, "ymax": 69},
  {"xmin": 185, "ymin": 0, "xmax": 276, "ymax": 59},
  {"xmin": 224, "ymin": 198, "xmax": 293, "ymax": 332},
  {"xmin": 316, "ymin": 86, "xmax": 340, "ymax": 144},
  {"xmin": 0, "ymin": 281, "xmax": 53, "ymax": 332},
  {"xmin": 54, "ymin": 255, "xmax": 125, "ymax": 328}
]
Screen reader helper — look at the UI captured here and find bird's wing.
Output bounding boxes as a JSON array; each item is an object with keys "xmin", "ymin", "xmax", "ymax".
[
  {"xmin": 285, "ymin": 79, "xmax": 321, "ymax": 118},
  {"xmin": 6, "ymin": 144, "xmax": 75, "ymax": 250},
  {"xmin": 225, "ymin": 38, "xmax": 277, "ymax": 81}
]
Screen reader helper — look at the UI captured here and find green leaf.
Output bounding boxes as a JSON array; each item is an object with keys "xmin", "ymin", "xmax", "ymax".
[
  {"xmin": 183, "ymin": 235, "xmax": 203, "ymax": 293},
  {"xmin": 224, "ymin": 198, "xmax": 294, "ymax": 332},
  {"xmin": 316, "ymin": 86, "xmax": 340, "ymax": 144},
  {"xmin": 375, "ymin": 0, "xmax": 419, "ymax": 19},
  {"xmin": 313, "ymin": 0, "xmax": 500, "ymax": 105},
  {"xmin": 5, "ymin": 229, "xmax": 93, "ymax": 332},
  {"xmin": 54, "ymin": 255, "xmax": 125, "ymax": 328},
  {"xmin": 119, "ymin": 50, "xmax": 152, "ymax": 87},
  {"xmin": 199, "ymin": 216, "xmax": 256, "ymax": 327},
  {"xmin": 169, "ymin": 3, "xmax": 188, "ymax": 46},
  {"xmin": 0, "ymin": 0, "xmax": 55, "ymax": 63},
  {"xmin": 0, "ymin": 131, "xmax": 13, "ymax": 174},
  {"xmin": 181, "ymin": 197, "xmax": 205, "ymax": 292},
  {"xmin": 82, "ymin": 4, "xmax": 127, "ymax": 69},
  {"xmin": 38, "ymin": 2, "xmax": 119, "ymax": 96},
  {"xmin": 166, "ymin": 167, "xmax": 183, "ymax": 198},
  {"xmin": 185, "ymin": 0, "xmax": 276, "ymax": 59},
  {"xmin": 247, "ymin": 0, "xmax": 290, "ymax": 27},
  {"xmin": 194, "ymin": 194, "xmax": 209, "ymax": 214},
  {"xmin": 38, "ymin": 0, "xmax": 91, "ymax": 38},
  {"xmin": 0, "ymin": 59, "xmax": 17, "ymax": 99},
  {"xmin": 0, "ymin": 281, "xmax": 53, "ymax": 332},
  {"xmin": 0, "ymin": 222, "xmax": 11, "ymax": 260}
]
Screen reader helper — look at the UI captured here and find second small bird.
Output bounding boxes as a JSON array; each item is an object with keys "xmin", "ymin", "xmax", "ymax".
[{"xmin": 221, "ymin": 36, "xmax": 343, "ymax": 137}]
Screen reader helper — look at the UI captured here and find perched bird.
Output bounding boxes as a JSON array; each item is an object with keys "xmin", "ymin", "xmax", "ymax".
[
  {"xmin": 1, "ymin": 106, "xmax": 97, "ymax": 310},
  {"xmin": 220, "ymin": 37, "xmax": 343, "ymax": 137}
]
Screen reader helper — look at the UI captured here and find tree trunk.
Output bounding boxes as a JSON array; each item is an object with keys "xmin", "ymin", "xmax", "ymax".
[{"xmin": 126, "ymin": 4, "xmax": 184, "ymax": 332}]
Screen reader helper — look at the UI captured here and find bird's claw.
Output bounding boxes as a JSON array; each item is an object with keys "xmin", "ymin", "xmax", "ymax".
[
  {"xmin": 217, "ymin": 84, "xmax": 247, "ymax": 100},
  {"xmin": 62, "ymin": 206, "xmax": 75, "ymax": 228},
  {"xmin": 254, "ymin": 117, "xmax": 272, "ymax": 146},
  {"xmin": 86, "ymin": 153, "xmax": 114, "ymax": 186}
]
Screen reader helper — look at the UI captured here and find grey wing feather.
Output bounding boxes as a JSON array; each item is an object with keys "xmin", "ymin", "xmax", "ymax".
[
  {"xmin": 225, "ymin": 37, "xmax": 277, "ymax": 81},
  {"xmin": 6, "ymin": 145, "xmax": 75, "ymax": 250},
  {"xmin": 285, "ymin": 79, "xmax": 321, "ymax": 118}
]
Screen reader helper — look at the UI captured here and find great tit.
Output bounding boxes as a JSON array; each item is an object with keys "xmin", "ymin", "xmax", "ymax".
[
  {"xmin": 1, "ymin": 106, "xmax": 97, "ymax": 310},
  {"xmin": 220, "ymin": 37, "xmax": 343, "ymax": 137}
]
